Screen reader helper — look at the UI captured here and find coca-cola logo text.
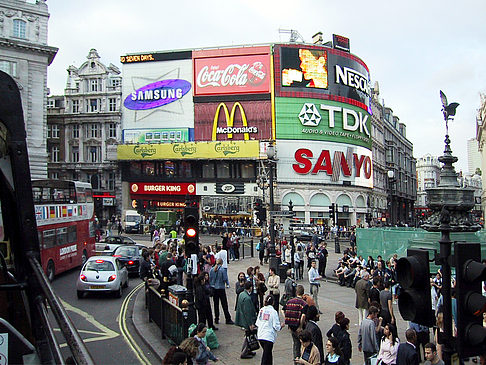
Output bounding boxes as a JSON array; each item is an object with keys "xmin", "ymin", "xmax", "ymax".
[{"xmin": 197, "ymin": 61, "xmax": 267, "ymax": 89}]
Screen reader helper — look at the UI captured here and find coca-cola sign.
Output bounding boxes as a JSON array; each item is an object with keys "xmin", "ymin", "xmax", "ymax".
[{"xmin": 194, "ymin": 52, "xmax": 270, "ymax": 96}]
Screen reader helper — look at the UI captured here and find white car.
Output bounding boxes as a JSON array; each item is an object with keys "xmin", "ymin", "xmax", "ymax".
[{"xmin": 76, "ymin": 256, "xmax": 129, "ymax": 299}]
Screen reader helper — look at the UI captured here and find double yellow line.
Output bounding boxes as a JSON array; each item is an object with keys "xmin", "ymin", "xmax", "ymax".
[{"xmin": 119, "ymin": 282, "xmax": 151, "ymax": 365}]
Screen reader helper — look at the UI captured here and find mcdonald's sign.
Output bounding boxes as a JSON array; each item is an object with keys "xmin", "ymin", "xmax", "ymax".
[{"xmin": 194, "ymin": 100, "xmax": 272, "ymax": 141}]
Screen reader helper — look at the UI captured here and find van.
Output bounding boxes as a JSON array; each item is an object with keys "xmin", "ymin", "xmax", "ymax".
[{"xmin": 124, "ymin": 210, "xmax": 141, "ymax": 233}]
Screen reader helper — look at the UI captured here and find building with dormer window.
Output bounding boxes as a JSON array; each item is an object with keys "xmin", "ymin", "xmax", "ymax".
[{"xmin": 47, "ymin": 49, "xmax": 122, "ymax": 223}]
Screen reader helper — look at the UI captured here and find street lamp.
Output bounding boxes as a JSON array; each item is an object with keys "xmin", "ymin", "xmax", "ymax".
[
  {"xmin": 266, "ymin": 142, "xmax": 278, "ymax": 271},
  {"xmin": 387, "ymin": 170, "xmax": 396, "ymax": 225}
]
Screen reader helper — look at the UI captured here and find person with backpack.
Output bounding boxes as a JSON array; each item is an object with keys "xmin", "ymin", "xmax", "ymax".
[{"xmin": 282, "ymin": 284, "xmax": 308, "ymax": 358}]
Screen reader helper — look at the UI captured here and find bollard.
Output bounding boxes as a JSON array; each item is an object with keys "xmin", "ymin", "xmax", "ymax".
[
  {"xmin": 250, "ymin": 238, "xmax": 254, "ymax": 258},
  {"xmin": 334, "ymin": 236, "xmax": 340, "ymax": 254},
  {"xmin": 242, "ymin": 237, "xmax": 245, "ymax": 259}
]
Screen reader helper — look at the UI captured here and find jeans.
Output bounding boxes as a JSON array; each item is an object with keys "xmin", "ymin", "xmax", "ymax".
[
  {"xmin": 259, "ymin": 339, "xmax": 274, "ymax": 365},
  {"xmin": 291, "ymin": 329, "xmax": 301, "ymax": 358},
  {"xmin": 229, "ymin": 247, "xmax": 235, "ymax": 260}
]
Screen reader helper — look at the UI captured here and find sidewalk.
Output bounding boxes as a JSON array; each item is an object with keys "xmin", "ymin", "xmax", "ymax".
[{"xmin": 130, "ymin": 235, "xmax": 410, "ymax": 364}]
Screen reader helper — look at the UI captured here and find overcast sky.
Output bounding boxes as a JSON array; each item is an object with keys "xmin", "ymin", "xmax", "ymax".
[{"xmin": 45, "ymin": 0, "xmax": 486, "ymax": 173}]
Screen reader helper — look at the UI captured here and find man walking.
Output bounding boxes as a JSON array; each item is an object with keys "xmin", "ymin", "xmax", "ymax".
[
  {"xmin": 308, "ymin": 260, "xmax": 322, "ymax": 312},
  {"xmin": 358, "ymin": 306, "xmax": 380, "ymax": 365},
  {"xmin": 305, "ymin": 305, "xmax": 324, "ymax": 365},
  {"xmin": 397, "ymin": 328, "xmax": 419, "ymax": 365},
  {"xmin": 282, "ymin": 284, "xmax": 308, "ymax": 358},
  {"xmin": 355, "ymin": 271, "xmax": 370, "ymax": 325},
  {"xmin": 209, "ymin": 259, "xmax": 234, "ymax": 325},
  {"xmin": 235, "ymin": 281, "xmax": 257, "ymax": 359}
]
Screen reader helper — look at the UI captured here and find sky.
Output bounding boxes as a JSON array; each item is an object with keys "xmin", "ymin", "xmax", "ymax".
[{"xmin": 45, "ymin": 0, "xmax": 486, "ymax": 173}]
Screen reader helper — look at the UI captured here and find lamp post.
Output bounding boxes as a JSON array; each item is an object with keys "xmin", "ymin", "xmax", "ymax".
[
  {"xmin": 288, "ymin": 200, "xmax": 295, "ymax": 270},
  {"xmin": 266, "ymin": 142, "xmax": 278, "ymax": 271},
  {"xmin": 387, "ymin": 170, "xmax": 396, "ymax": 225}
]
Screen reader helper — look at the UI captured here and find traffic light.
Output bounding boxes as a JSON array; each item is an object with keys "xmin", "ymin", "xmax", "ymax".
[
  {"xmin": 454, "ymin": 242, "xmax": 486, "ymax": 358},
  {"xmin": 184, "ymin": 202, "xmax": 199, "ymax": 255},
  {"xmin": 329, "ymin": 203, "xmax": 335, "ymax": 218},
  {"xmin": 254, "ymin": 199, "xmax": 266, "ymax": 227},
  {"xmin": 329, "ymin": 203, "xmax": 337, "ymax": 222},
  {"xmin": 396, "ymin": 248, "xmax": 435, "ymax": 327}
]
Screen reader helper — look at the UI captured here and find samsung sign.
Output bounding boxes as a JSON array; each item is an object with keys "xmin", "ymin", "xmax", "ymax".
[{"xmin": 124, "ymin": 79, "xmax": 191, "ymax": 110}]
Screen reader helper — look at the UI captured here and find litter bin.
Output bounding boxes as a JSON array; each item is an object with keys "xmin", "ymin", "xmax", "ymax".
[
  {"xmin": 168, "ymin": 284, "xmax": 187, "ymax": 307},
  {"xmin": 334, "ymin": 237, "xmax": 341, "ymax": 254},
  {"xmin": 278, "ymin": 263, "xmax": 288, "ymax": 283}
]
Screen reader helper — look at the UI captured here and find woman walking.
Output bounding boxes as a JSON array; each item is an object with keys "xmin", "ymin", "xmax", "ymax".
[
  {"xmin": 267, "ymin": 267, "xmax": 280, "ymax": 311},
  {"xmin": 255, "ymin": 295, "xmax": 283, "ymax": 365},
  {"xmin": 295, "ymin": 329, "xmax": 321, "ymax": 365},
  {"xmin": 377, "ymin": 323, "xmax": 399, "ymax": 365},
  {"xmin": 323, "ymin": 337, "xmax": 345, "ymax": 365}
]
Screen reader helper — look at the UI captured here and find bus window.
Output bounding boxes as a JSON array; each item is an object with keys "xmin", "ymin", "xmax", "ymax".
[
  {"xmin": 77, "ymin": 187, "xmax": 86, "ymax": 203},
  {"xmin": 43, "ymin": 230, "xmax": 56, "ymax": 249},
  {"xmin": 85, "ymin": 188, "xmax": 93, "ymax": 203},
  {"xmin": 67, "ymin": 226, "xmax": 77, "ymax": 243},
  {"xmin": 56, "ymin": 227, "xmax": 67, "ymax": 246},
  {"xmin": 89, "ymin": 221, "xmax": 95, "ymax": 238}
]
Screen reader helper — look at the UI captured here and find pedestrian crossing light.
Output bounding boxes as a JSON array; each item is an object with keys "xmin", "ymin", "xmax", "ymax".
[{"xmin": 396, "ymin": 248, "xmax": 435, "ymax": 327}]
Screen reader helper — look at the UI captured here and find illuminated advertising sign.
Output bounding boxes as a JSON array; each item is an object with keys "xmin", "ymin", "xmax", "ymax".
[
  {"xmin": 193, "ymin": 47, "xmax": 271, "ymax": 96},
  {"xmin": 274, "ymin": 45, "xmax": 371, "ymax": 111},
  {"xmin": 122, "ymin": 59, "xmax": 194, "ymax": 130},
  {"xmin": 277, "ymin": 140, "xmax": 373, "ymax": 188},
  {"xmin": 117, "ymin": 140, "xmax": 260, "ymax": 160},
  {"xmin": 130, "ymin": 183, "xmax": 196, "ymax": 196},
  {"xmin": 194, "ymin": 100, "xmax": 272, "ymax": 141},
  {"xmin": 275, "ymin": 97, "xmax": 371, "ymax": 149},
  {"xmin": 122, "ymin": 128, "xmax": 192, "ymax": 144}
]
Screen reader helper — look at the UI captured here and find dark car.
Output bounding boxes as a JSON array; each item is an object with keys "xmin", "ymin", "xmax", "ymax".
[{"xmin": 112, "ymin": 244, "xmax": 145, "ymax": 275}]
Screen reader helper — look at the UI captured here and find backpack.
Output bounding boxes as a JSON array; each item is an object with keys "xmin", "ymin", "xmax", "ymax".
[{"xmin": 209, "ymin": 254, "xmax": 216, "ymax": 266}]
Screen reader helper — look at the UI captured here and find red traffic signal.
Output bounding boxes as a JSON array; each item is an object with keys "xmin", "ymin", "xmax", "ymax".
[{"xmin": 186, "ymin": 227, "xmax": 197, "ymax": 238}]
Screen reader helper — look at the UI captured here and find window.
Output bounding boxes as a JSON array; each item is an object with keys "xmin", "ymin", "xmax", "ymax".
[
  {"xmin": 108, "ymin": 123, "xmax": 116, "ymax": 138},
  {"xmin": 108, "ymin": 172, "xmax": 116, "ymax": 191},
  {"xmin": 87, "ymin": 146, "xmax": 100, "ymax": 162},
  {"xmin": 0, "ymin": 60, "xmax": 17, "ymax": 77},
  {"xmin": 90, "ymin": 79, "xmax": 99, "ymax": 92},
  {"xmin": 72, "ymin": 100, "xmax": 79, "ymax": 113},
  {"xmin": 142, "ymin": 162, "xmax": 155, "ymax": 175},
  {"xmin": 71, "ymin": 146, "xmax": 79, "ymax": 162},
  {"xmin": 72, "ymin": 124, "xmax": 79, "ymax": 138},
  {"xmin": 216, "ymin": 162, "xmax": 230, "ymax": 178},
  {"xmin": 202, "ymin": 163, "xmax": 215, "ymax": 178},
  {"xmin": 241, "ymin": 163, "xmax": 255, "ymax": 178},
  {"xmin": 88, "ymin": 99, "xmax": 99, "ymax": 112},
  {"xmin": 47, "ymin": 99, "xmax": 55, "ymax": 108},
  {"xmin": 164, "ymin": 161, "xmax": 175, "ymax": 178},
  {"xmin": 86, "ymin": 124, "xmax": 100, "ymax": 139},
  {"xmin": 50, "ymin": 125, "xmax": 60, "ymax": 138},
  {"xmin": 49, "ymin": 172, "xmax": 59, "ymax": 180},
  {"xmin": 42, "ymin": 229, "xmax": 56, "ymax": 249},
  {"xmin": 109, "ymin": 98, "xmax": 117, "ymax": 112},
  {"xmin": 13, "ymin": 19, "xmax": 26, "ymax": 39},
  {"xmin": 51, "ymin": 146, "xmax": 59, "ymax": 162},
  {"xmin": 111, "ymin": 79, "xmax": 121, "ymax": 87},
  {"xmin": 67, "ymin": 225, "xmax": 77, "ymax": 243}
]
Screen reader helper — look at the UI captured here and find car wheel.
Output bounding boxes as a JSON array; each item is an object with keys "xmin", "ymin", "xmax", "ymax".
[
  {"xmin": 115, "ymin": 285, "xmax": 122, "ymax": 298},
  {"xmin": 77, "ymin": 290, "xmax": 84, "ymax": 299},
  {"xmin": 81, "ymin": 250, "xmax": 88, "ymax": 265},
  {"xmin": 46, "ymin": 261, "xmax": 55, "ymax": 282}
]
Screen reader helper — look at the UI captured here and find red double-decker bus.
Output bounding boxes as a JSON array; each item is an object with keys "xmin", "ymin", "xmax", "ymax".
[{"xmin": 32, "ymin": 180, "xmax": 96, "ymax": 280}]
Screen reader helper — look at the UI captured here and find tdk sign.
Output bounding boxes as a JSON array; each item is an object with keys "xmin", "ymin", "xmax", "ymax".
[
  {"xmin": 124, "ymin": 79, "xmax": 191, "ymax": 110},
  {"xmin": 335, "ymin": 65, "xmax": 370, "ymax": 96}
]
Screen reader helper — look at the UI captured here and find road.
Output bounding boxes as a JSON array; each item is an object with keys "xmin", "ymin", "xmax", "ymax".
[{"xmin": 51, "ymin": 268, "xmax": 159, "ymax": 365}]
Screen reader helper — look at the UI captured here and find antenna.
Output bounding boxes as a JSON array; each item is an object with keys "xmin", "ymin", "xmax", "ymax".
[{"xmin": 278, "ymin": 29, "xmax": 305, "ymax": 43}]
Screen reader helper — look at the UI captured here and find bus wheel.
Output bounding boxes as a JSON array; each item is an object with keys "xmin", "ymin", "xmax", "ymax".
[
  {"xmin": 46, "ymin": 261, "xmax": 55, "ymax": 282},
  {"xmin": 82, "ymin": 250, "xmax": 88, "ymax": 265}
]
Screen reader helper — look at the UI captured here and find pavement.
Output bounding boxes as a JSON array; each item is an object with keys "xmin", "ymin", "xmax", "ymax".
[{"xmin": 128, "ymin": 234, "xmax": 411, "ymax": 364}]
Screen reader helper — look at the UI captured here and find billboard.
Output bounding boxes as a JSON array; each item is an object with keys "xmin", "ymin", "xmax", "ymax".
[
  {"xmin": 274, "ymin": 44, "xmax": 371, "ymax": 112},
  {"xmin": 275, "ymin": 97, "xmax": 371, "ymax": 149},
  {"xmin": 193, "ymin": 46, "xmax": 271, "ymax": 96},
  {"xmin": 130, "ymin": 182, "xmax": 196, "ymax": 196},
  {"xmin": 194, "ymin": 100, "xmax": 272, "ymax": 141},
  {"xmin": 117, "ymin": 140, "xmax": 260, "ymax": 160},
  {"xmin": 122, "ymin": 128, "xmax": 193, "ymax": 144},
  {"xmin": 277, "ymin": 140, "xmax": 373, "ymax": 188},
  {"xmin": 122, "ymin": 59, "xmax": 194, "ymax": 129}
]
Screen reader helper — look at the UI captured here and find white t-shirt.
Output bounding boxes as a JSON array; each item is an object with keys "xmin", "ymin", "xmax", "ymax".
[
  {"xmin": 256, "ymin": 305, "xmax": 281, "ymax": 343},
  {"xmin": 215, "ymin": 250, "xmax": 228, "ymax": 269}
]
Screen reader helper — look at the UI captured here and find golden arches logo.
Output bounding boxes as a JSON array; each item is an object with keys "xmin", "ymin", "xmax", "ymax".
[{"xmin": 212, "ymin": 102, "xmax": 257, "ymax": 140}]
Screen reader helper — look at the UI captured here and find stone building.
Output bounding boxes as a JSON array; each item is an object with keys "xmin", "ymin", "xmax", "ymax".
[
  {"xmin": 416, "ymin": 153, "xmax": 441, "ymax": 217},
  {"xmin": 476, "ymin": 93, "xmax": 486, "ymax": 218},
  {"xmin": 0, "ymin": 0, "xmax": 58, "ymax": 179},
  {"xmin": 47, "ymin": 49, "xmax": 122, "ymax": 223}
]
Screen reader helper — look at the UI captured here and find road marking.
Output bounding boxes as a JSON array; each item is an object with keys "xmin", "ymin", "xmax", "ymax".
[
  {"xmin": 119, "ymin": 282, "xmax": 151, "ymax": 365},
  {"xmin": 57, "ymin": 299, "xmax": 119, "ymax": 347}
]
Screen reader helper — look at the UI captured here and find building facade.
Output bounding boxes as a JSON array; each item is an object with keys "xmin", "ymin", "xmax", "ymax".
[
  {"xmin": 0, "ymin": 0, "xmax": 58, "ymax": 179},
  {"xmin": 476, "ymin": 93, "xmax": 486, "ymax": 217},
  {"xmin": 467, "ymin": 137, "xmax": 481, "ymax": 175},
  {"xmin": 416, "ymin": 153, "xmax": 440, "ymax": 218},
  {"xmin": 118, "ymin": 39, "xmax": 416, "ymax": 229},
  {"xmin": 47, "ymin": 49, "xmax": 122, "ymax": 223}
]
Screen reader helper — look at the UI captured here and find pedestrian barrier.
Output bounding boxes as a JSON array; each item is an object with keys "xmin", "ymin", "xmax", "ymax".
[{"xmin": 146, "ymin": 286, "xmax": 189, "ymax": 346}]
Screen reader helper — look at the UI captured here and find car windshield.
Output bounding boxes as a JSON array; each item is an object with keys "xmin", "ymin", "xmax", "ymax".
[
  {"xmin": 105, "ymin": 237, "xmax": 120, "ymax": 243},
  {"xmin": 122, "ymin": 237, "xmax": 134, "ymax": 244},
  {"xmin": 114, "ymin": 247, "xmax": 138, "ymax": 257},
  {"xmin": 85, "ymin": 260, "xmax": 115, "ymax": 271}
]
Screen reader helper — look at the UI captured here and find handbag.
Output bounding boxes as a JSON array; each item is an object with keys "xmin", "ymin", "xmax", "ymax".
[
  {"xmin": 246, "ymin": 329, "xmax": 260, "ymax": 351},
  {"xmin": 279, "ymin": 293, "xmax": 290, "ymax": 307}
]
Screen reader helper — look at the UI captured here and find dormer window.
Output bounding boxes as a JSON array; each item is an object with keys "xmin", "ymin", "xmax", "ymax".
[{"xmin": 13, "ymin": 19, "xmax": 26, "ymax": 39}]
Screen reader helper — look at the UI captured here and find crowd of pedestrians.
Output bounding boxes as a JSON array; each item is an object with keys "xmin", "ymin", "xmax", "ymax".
[{"xmin": 153, "ymin": 228, "xmax": 461, "ymax": 365}]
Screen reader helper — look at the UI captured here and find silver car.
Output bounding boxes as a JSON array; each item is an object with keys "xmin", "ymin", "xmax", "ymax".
[{"xmin": 76, "ymin": 256, "xmax": 129, "ymax": 299}]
